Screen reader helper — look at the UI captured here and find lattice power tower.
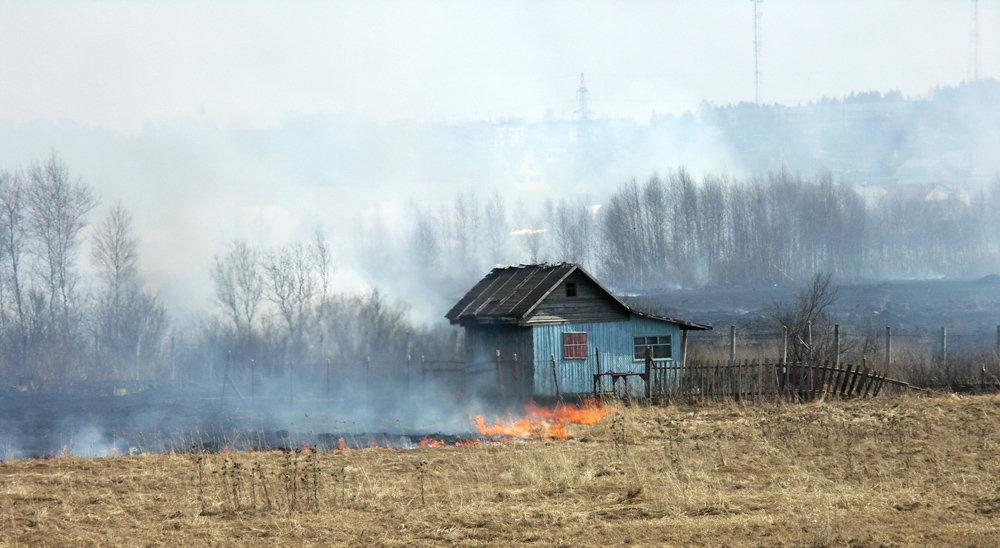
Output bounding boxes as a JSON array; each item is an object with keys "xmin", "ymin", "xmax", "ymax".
[
  {"xmin": 970, "ymin": 0, "xmax": 981, "ymax": 81},
  {"xmin": 574, "ymin": 73, "xmax": 593, "ymax": 120},
  {"xmin": 752, "ymin": 0, "xmax": 763, "ymax": 104}
]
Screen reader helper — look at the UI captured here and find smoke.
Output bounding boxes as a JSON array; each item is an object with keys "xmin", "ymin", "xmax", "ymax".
[{"xmin": 2, "ymin": 1, "xmax": 1000, "ymax": 457}]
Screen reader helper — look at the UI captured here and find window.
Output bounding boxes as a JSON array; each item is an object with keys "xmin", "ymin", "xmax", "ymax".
[
  {"xmin": 565, "ymin": 281, "xmax": 577, "ymax": 297},
  {"xmin": 563, "ymin": 332, "xmax": 587, "ymax": 359},
  {"xmin": 634, "ymin": 335, "xmax": 672, "ymax": 360}
]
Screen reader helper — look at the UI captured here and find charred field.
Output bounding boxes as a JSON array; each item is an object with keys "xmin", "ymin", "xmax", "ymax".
[
  {"xmin": 0, "ymin": 384, "xmax": 502, "ymax": 459},
  {"xmin": 2, "ymin": 393, "xmax": 1000, "ymax": 546}
]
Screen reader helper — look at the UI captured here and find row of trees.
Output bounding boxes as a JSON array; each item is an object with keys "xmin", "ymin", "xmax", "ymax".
[
  {"xmin": 0, "ymin": 156, "xmax": 457, "ymax": 385},
  {"xmin": 204, "ymin": 235, "xmax": 456, "ymax": 379},
  {"xmin": 0, "ymin": 157, "xmax": 165, "ymax": 383},
  {"xmin": 5, "ymin": 155, "xmax": 1000, "ymax": 386},
  {"xmin": 598, "ymin": 169, "xmax": 1000, "ymax": 287},
  {"xmin": 375, "ymin": 169, "xmax": 1000, "ymax": 296}
]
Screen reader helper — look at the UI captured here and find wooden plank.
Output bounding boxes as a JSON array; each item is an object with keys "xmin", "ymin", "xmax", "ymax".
[
  {"xmin": 777, "ymin": 359, "xmax": 785, "ymax": 397},
  {"xmin": 862, "ymin": 368, "xmax": 875, "ymax": 398},
  {"xmin": 825, "ymin": 360, "xmax": 837, "ymax": 397},
  {"xmin": 791, "ymin": 360, "xmax": 799, "ymax": 402},
  {"xmin": 839, "ymin": 363, "xmax": 854, "ymax": 398},
  {"xmin": 872, "ymin": 373, "xmax": 885, "ymax": 397},
  {"xmin": 848, "ymin": 366, "xmax": 865, "ymax": 397}
]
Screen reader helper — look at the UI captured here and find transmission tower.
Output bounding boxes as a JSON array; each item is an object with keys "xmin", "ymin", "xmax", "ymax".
[
  {"xmin": 752, "ymin": 0, "xmax": 763, "ymax": 104},
  {"xmin": 574, "ymin": 73, "xmax": 593, "ymax": 120},
  {"xmin": 969, "ymin": 0, "xmax": 981, "ymax": 81}
]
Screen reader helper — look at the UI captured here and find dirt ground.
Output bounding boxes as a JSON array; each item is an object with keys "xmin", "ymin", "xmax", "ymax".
[{"xmin": 2, "ymin": 393, "xmax": 1000, "ymax": 547}]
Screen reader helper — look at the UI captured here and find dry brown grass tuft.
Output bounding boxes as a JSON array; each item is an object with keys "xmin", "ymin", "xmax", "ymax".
[{"xmin": 2, "ymin": 394, "xmax": 1000, "ymax": 546}]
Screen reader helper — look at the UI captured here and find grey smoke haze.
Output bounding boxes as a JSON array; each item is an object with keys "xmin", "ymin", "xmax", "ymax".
[
  {"xmin": 1, "ymin": 1, "xmax": 999, "ymax": 321},
  {"xmin": 2, "ymin": 1, "xmax": 997, "ymax": 129}
]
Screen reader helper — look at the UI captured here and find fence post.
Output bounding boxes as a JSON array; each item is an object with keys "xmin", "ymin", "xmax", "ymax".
[
  {"xmin": 782, "ymin": 326, "xmax": 788, "ymax": 364},
  {"xmin": 791, "ymin": 360, "xmax": 799, "ymax": 402},
  {"xmin": 886, "ymin": 326, "xmax": 892, "ymax": 371},
  {"xmin": 839, "ymin": 362, "xmax": 854, "ymax": 398},
  {"xmin": 551, "ymin": 354, "xmax": 561, "ymax": 401},
  {"xmin": 941, "ymin": 327, "xmax": 947, "ymax": 370},
  {"xmin": 170, "ymin": 336, "xmax": 175, "ymax": 382},
  {"xmin": 644, "ymin": 347, "xmax": 653, "ymax": 401},
  {"xmin": 808, "ymin": 321, "xmax": 813, "ymax": 361},
  {"xmin": 594, "ymin": 347, "xmax": 601, "ymax": 396},
  {"xmin": 221, "ymin": 350, "xmax": 230, "ymax": 402},
  {"xmin": 496, "ymin": 350, "xmax": 505, "ymax": 400},
  {"xmin": 834, "ymin": 324, "xmax": 840, "ymax": 368},
  {"xmin": 681, "ymin": 330, "xmax": 688, "ymax": 371},
  {"xmin": 512, "ymin": 353, "xmax": 519, "ymax": 400},
  {"xmin": 729, "ymin": 325, "xmax": 736, "ymax": 367}
]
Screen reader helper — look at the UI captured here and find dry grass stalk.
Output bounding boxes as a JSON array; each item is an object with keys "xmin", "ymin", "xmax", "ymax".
[{"xmin": 1, "ymin": 394, "xmax": 1000, "ymax": 546}]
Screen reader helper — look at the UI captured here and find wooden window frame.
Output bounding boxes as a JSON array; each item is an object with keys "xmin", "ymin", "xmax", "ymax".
[
  {"xmin": 565, "ymin": 281, "xmax": 578, "ymax": 298},
  {"xmin": 563, "ymin": 331, "xmax": 588, "ymax": 359},
  {"xmin": 633, "ymin": 335, "xmax": 672, "ymax": 360}
]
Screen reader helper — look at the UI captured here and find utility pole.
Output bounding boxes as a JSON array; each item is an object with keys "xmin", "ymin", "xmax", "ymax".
[
  {"xmin": 574, "ymin": 73, "xmax": 593, "ymax": 121},
  {"xmin": 970, "ymin": 0, "xmax": 981, "ymax": 81},
  {"xmin": 752, "ymin": 0, "xmax": 763, "ymax": 104}
]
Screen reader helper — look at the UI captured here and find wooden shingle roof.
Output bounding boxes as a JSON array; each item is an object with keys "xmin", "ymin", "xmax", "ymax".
[{"xmin": 446, "ymin": 263, "xmax": 711, "ymax": 330}]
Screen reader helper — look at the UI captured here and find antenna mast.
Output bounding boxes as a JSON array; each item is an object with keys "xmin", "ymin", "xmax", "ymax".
[
  {"xmin": 969, "ymin": 0, "xmax": 981, "ymax": 81},
  {"xmin": 574, "ymin": 73, "xmax": 593, "ymax": 120},
  {"xmin": 752, "ymin": 0, "xmax": 763, "ymax": 104}
]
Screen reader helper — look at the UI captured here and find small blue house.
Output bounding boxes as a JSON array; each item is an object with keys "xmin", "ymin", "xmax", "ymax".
[{"xmin": 446, "ymin": 263, "xmax": 711, "ymax": 397}]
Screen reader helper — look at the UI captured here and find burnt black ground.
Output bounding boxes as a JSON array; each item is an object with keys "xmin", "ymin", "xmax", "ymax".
[
  {"xmin": 0, "ymin": 384, "xmax": 498, "ymax": 459},
  {"xmin": 643, "ymin": 275, "xmax": 1000, "ymax": 346}
]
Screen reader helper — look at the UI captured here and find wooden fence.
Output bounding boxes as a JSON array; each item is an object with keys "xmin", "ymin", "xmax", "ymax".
[{"xmin": 596, "ymin": 357, "xmax": 890, "ymax": 402}]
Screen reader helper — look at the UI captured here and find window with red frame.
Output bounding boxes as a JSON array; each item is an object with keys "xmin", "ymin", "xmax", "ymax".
[{"xmin": 563, "ymin": 332, "xmax": 588, "ymax": 359}]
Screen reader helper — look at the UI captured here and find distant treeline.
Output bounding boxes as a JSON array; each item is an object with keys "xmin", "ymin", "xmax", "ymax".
[
  {"xmin": 368, "ymin": 168, "xmax": 1000, "ymax": 296},
  {"xmin": 0, "ymin": 157, "xmax": 166, "ymax": 384},
  {"xmin": 0, "ymin": 157, "xmax": 455, "ymax": 386},
  {"xmin": 3, "ymin": 156, "xmax": 999, "ymax": 386}
]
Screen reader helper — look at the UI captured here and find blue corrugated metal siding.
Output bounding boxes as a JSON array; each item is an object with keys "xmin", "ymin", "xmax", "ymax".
[{"xmin": 531, "ymin": 314, "xmax": 683, "ymax": 396}]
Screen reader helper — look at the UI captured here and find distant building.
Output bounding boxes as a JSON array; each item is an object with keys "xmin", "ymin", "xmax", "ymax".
[
  {"xmin": 925, "ymin": 185, "xmax": 970, "ymax": 206},
  {"xmin": 446, "ymin": 263, "xmax": 711, "ymax": 397},
  {"xmin": 852, "ymin": 183, "xmax": 888, "ymax": 209}
]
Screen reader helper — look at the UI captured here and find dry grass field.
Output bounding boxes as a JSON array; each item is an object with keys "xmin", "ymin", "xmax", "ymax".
[{"xmin": 2, "ymin": 393, "xmax": 1000, "ymax": 547}]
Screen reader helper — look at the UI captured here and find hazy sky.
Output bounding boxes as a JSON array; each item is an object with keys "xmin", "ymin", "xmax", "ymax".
[
  {"xmin": 2, "ymin": 1, "xmax": 997, "ymax": 132},
  {"xmin": 1, "ymin": 0, "xmax": 998, "ymax": 321}
]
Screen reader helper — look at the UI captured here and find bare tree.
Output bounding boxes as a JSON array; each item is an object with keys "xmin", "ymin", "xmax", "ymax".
[
  {"xmin": 91, "ymin": 202, "xmax": 137, "ymax": 310},
  {"xmin": 483, "ymin": 190, "xmax": 508, "ymax": 265},
  {"xmin": 310, "ymin": 227, "xmax": 335, "ymax": 321},
  {"xmin": 262, "ymin": 242, "xmax": 317, "ymax": 363},
  {"xmin": 409, "ymin": 204, "xmax": 439, "ymax": 271},
  {"xmin": 211, "ymin": 240, "xmax": 264, "ymax": 344},
  {"xmin": 91, "ymin": 203, "xmax": 167, "ymax": 379},
  {"xmin": 26, "ymin": 156, "xmax": 98, "ymax": 336},
  {"xmin": 765, "ymin": 273, "xmax": 839, "ymax": 361},
  {"xmin": 0, "ymin": 171, "xmax": 29, "ymax": 341}
]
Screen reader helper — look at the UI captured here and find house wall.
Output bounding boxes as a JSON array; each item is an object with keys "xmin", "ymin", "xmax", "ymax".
[
  {"xmin": 464, "ymin": 324, "xmax": 534, "ymax": 397},
  {"xmin": 531, "ymin": 314, "xmax": 683, "ymax": 396},
  {"xmin": 524, "ymin": 272, "xmax": 629, "ymax": 325}
]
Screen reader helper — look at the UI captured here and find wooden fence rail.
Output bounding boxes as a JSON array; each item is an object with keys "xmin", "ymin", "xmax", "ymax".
[{"xmin": 595, "ymin": 358, "xmax": 889, "ymax": 402}]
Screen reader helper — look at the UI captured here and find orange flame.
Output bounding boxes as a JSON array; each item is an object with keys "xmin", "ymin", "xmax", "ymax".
[
  {"xmin": 525, "ymin": 397, "xmax": 612, "ymax": 424},
  {"xmin": 472, "ymin": 398, "xmax": 613, "ymax": 440},
  {"xmin": 337, "ymin": 437, "xmax": 346, "ymax": 451},
  {"xmin": 419, "ymin": 437, "xmax": 446, "ymax": 448}
]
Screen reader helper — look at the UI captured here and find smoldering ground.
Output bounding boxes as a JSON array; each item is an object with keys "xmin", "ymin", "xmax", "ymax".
[{"xmin": 0, "ymin": 369, "xmax": 515, "ymax": 460}]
